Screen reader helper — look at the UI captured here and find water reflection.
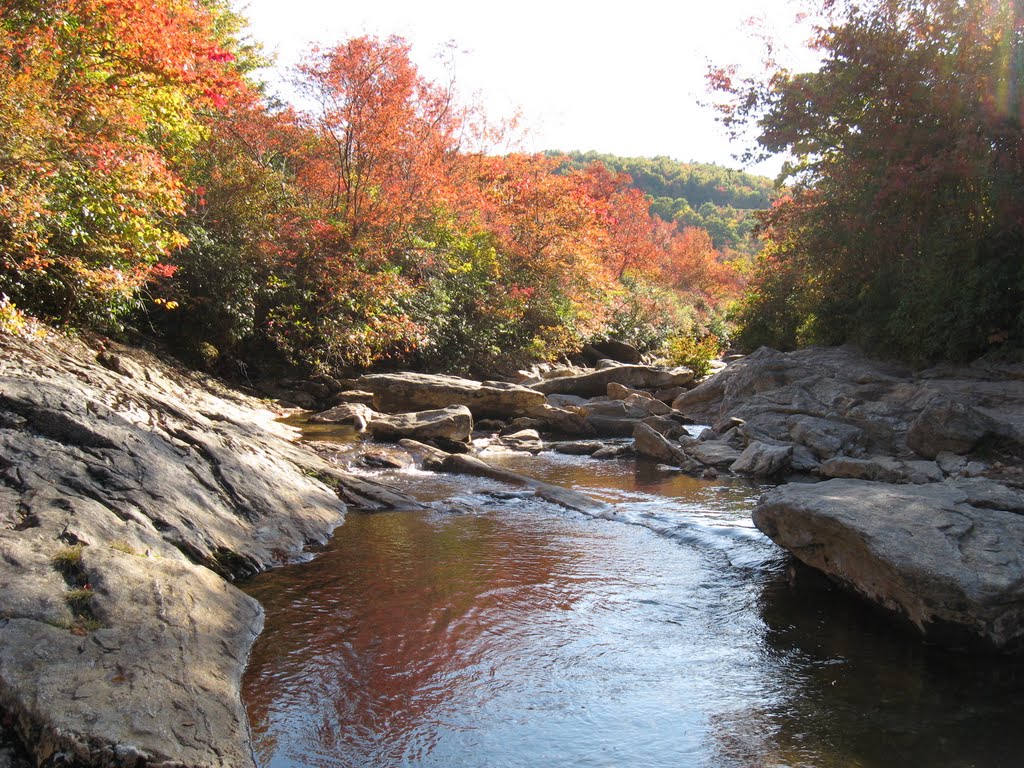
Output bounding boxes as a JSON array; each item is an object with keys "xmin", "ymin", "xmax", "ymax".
[
  {"xmin": 244, "ymin": 509, "xmax": 574, "ymax": 766},
  {"xmin": 729, "ymin": 563, "xmax": 1024, "ymax": 768},
  {"xmin": 242, "ymin": 450, "xmax": 1024, "ymax": 768}
]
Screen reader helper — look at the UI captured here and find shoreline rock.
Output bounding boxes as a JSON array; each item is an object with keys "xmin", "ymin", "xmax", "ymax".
[
  {"xmin": 754, "ymin": 478, "xmax": 1024, "ymax": 653},
  {"xmin": 0, "ymin": 333, "xmax": 426, "ymax": 766}
]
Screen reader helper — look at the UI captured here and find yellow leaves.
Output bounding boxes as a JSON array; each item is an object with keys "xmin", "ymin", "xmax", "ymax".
[
  {"xmin": 152, "ymin": 297, "xmax": 179, "ymax": 310},
  {"xmin": 0, "ymin": 295, "xmax": 47, "ymax": 339}
]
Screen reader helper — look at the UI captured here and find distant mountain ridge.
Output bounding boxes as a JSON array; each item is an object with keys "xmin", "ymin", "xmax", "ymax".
[{"xmin": 552, "ymin": 151, "xmax": 776, "ymax": 256}]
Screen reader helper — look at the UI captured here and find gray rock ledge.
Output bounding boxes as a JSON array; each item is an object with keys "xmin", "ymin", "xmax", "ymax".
[
  {"xmin": 0, "ymin": 334, "xmax": 419, "ymax": 766},
  {"xmin": 754, "ymin": 478, "xmax": 1024, "ymax": 653}
]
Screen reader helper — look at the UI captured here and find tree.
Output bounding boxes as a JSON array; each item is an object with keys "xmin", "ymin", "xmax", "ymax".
[
  {"xmin": 0, "ymin": 0, "xmax": 242, "ymax": 326},
  {"xmin": 294, "ymin": 36, "xmax": 463, "ymax": 257},
  {"xmin": 713, "ymin": 0, "xmax": 1024, "ymax": 361}
]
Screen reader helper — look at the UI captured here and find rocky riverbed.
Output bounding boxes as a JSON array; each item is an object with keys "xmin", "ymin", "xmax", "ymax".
[{"xmin": 2, "ymin": 333, "xmax": 1023, "ymax": 765}]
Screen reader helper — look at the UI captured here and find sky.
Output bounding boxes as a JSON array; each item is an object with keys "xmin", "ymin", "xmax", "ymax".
[{"xmin": 240, "ymin": 0, "xmax": 821, "ymax": 177}]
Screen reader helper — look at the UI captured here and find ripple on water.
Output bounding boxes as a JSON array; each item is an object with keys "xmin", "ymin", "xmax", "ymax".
[{"xmin": 243, "ymin": 450, "xmax": 1024, "ymax": 768}]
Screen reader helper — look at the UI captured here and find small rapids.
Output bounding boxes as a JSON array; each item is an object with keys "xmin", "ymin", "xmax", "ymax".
[{"xmin": 242, "ymin": 446, "xmax": 1024, "ymax": 768}]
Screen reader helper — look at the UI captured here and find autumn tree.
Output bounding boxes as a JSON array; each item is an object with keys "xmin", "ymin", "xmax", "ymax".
[
  {"xmin": 294, "ymin": 36, "xmax": 464, "ymax": 255},
  {"xmin": 246, "ymin": 35, "xmax": 471, "ymax": 371},
  {"xmin": 713, "ymin": 0, "xmax": 1024, "ymax": 361},
  {"xmin": 0, "ymin": 0, "xmax": 243, "ymax": 326}
]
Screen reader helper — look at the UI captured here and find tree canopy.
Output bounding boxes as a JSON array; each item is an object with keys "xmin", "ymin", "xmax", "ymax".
[
  {"xmin": 713, "ymin": 0, "xmax": 1024, "ymax": 362},
  {"xmin": 0, "ymin": 9, "xmax": 744, "ymax": 375}
]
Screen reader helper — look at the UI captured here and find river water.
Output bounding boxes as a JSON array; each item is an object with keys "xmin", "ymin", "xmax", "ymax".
[{"xmin": 242, "ymin": 447, "xmax": 1024, "ymax": 768}]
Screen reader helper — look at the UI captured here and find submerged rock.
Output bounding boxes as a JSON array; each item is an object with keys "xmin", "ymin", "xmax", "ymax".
[
  {"xmin": 488, "ymin": 428, "xmax": 544, "ymax": 454},
  {"xmin": 359, "ymin": 447, "xmax": 415, "ymax": 469},
  {"xmin": 439, "ymin": 454, "xmax": 611, "ymax": 516},
  {"xmin": 754, "ymin": 479, "xmax": 1024, "ymax": 653},
  {"xmin": 550, "ymin": 440, "xmax": 607, "ymax": 456}
]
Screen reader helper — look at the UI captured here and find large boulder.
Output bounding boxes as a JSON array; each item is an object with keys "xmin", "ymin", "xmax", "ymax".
[
  {"xmin": 633, "ymin": 423, "xmax": 698, "ymax": 469},
  {"xmin": 585, "ymin": 339, "xmax": 643, "ymax": 364},
  {"xmin": 754, "ymin": 478, "xmax": 1024, "ymax": 652},
  {"xmin": 788, "ymin": 415, "xmax": 866, "ymax": 460},
  {"xmin": 357, "ymin": 372, "xmax": 546, "ymax": 418},
  {"xmin": 366, "ymin": 405, "xmax": 473, "ymax": 442},
  {"xmin": 730, "ymin": 441, "xmax": 793, "ymax": 477},
  {"xmin": 525, "ymin": 403, "xmax": 591, "ymax": 436},
  {"xmin": 623, "ymin": 392, "xmax": 672, "ymax": 416},
  {"xmin": 687, "ymin": 440, "xmax": 743, "ymax": 469},
  {"xmin": 906, "ymin": 395, "xmax": 1000, "ymax": 458},
  {"xmin": 531, "ymin": 365, "xmax": 695, "ymax": 398}
]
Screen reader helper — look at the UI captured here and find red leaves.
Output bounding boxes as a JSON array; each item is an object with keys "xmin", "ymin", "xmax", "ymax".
[
  {"xmin": 294, "ymin": 36, "xmax": 463, "ymax": 258},
  {"xmin": 207, "ymin": 49, "xmax": 236, "ymax": 63},
  {"xmin": 149, "ymin": 262, "xmax": 177, "ymax": 279}
]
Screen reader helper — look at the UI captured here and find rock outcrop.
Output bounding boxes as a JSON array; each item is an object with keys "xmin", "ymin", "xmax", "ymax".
[
  {"xmin": 672, "ymin": 345, "xmax": 1024, "ymax": 470},
  {"xmin": 355, "ymin": 372, "xmax": 546, "ymax": 418},
  {"xmin": 0, "ymin": 333, "xmax": 417, "ymax": 766},
  {"xmin": 754, "ymin": 478, "xmax": 1024, "ymax": 652},
  {"xmin": 530, "ymin": 364, "xmax": 696, "ymax": 398}
]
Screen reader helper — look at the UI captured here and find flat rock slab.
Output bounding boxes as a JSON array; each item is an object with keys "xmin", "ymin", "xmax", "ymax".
[
  {"xmin": 0, "ymin": 550, "xmax": 263, "ymax": 768},
  {"xmin": 530, "ymin": 365, "xmax": 695, "ymax": 398},
  {"xmin": 356, "ymin": 373, "xmax": 545, "ymax": 418},
  {"xmin": 754, "ymin": 478, "xmax": 1024, "ymax": 652}
]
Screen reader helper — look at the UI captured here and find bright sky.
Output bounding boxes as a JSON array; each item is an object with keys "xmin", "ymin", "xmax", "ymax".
[{"xmin": 241, "ymin": 0, "xmax": 819, "ymax": 176}]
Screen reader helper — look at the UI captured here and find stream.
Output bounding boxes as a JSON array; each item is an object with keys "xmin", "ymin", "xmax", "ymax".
[{"xmin": 242, "ymin": 446, "xmax": 1024, "ymax": 768}]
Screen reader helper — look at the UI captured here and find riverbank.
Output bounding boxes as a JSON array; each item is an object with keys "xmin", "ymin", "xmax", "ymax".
[
  {"xmin": 0, "ymin": 332, "xmax": 436, "ymax": 767},
  {"xmin": 2, "ymin": 331, "xmax": 1023, "ymax": 764}
]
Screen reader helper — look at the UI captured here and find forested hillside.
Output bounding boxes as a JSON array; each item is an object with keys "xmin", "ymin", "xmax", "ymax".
[
  {"xmin": 0, "ymin": 3, "xmax": 741, "ymax": 378},
  {"xmin": 557, "ymin": 152, "xmax": 775, "ymax": 256}
]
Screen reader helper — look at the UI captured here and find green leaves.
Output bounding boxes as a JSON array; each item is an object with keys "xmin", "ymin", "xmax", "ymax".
[{"xmin": 722, "ymin": 0, "xmax": 1024, "ymax": 362}]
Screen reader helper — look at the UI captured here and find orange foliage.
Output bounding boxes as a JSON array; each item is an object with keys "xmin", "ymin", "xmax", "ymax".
[
  {"xmin": 294, "ymin": 36, "xmax": 465, "ymax": 258},
  {"xmin": 0, "ymin": 0, "xmax": 244, "ymax": 322}
]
